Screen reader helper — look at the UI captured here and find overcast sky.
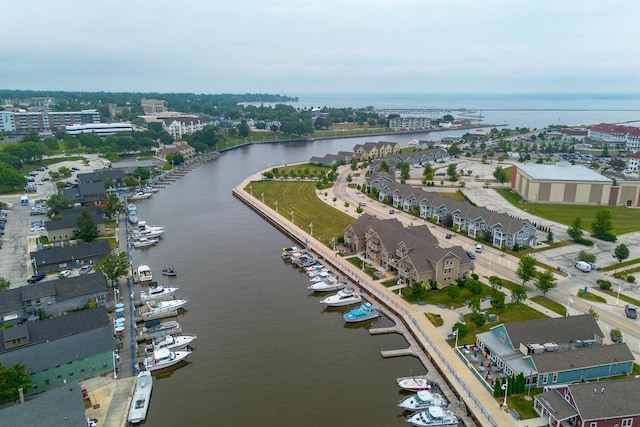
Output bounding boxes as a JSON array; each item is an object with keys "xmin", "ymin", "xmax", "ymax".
[{"xmin": 2, "ymin": 0, "xmax": 639, "ymax": 96}]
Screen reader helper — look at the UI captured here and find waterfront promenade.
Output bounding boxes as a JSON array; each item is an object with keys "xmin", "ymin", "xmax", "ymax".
[{"xmin": 233, "ymin": 173, "xmax": 522, "ymax": 427}]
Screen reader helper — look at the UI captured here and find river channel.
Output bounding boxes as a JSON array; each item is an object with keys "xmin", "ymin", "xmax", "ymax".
[{"xmin": 131, "ymin": 134, "xmax": 449, "ymax": 426}]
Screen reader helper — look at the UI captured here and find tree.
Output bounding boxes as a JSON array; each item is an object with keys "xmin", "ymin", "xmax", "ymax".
[
  {"xmin": 493, "ymin": 166, "xmax": 508, "ymax": 185},
  {"xmin": 446, "ymin": 163, "xmax": 457, "ymax": 182},
  {"xmin": 101, "ymin": 194, "xmax": 125, "ymax": 220},
  {"xmin": 0, "ymin": 276, "xmax": 10, "ymax": 291},
  {"xmin": 132, "ymin": 167, "xmax": 151, "ymax": 182},
  {"xmin": 490, "ymin": 292, "xmax": 506, "ymax": 311},
  {"xmin": 614, "ymin": 243, "xmax": 630, "ymax": 265},
  {"xmin": 516, "ymin": 255, "xmax": 537, "ymax": 286},
  {"xmin": 488, "ymin": 275, "xmax": 503, "ymax": 291},
  {"xmin": 577, "ymin": 251, "xmax": 596, "ymax": 264},
  {"xmin": 567, "ymin": 217, "xmax": 584, "ymax": 241},
  {"xmin": 591, "ymin": 209, "xmax": 616, "ymax": 241},
  {"xmin": 470, "ymin": 312, "xmax": 486, "ymax": 327},
  {"xmin": 75, "ymin": 211, "xmax": 99, "ymax": 242},
  {"xmin": 238, "ymin": 120, "xmax": 250, "ymax": 138},
  {"xmin": 96, "ymin": 252, "xmax": 129, "ymax": 287},
  {"xmin": 400, "ymin": 162, "xmax": 410, "ymax": 183},
  {"xmin": 46, "ymin": 194, "xmax": 75, "ymax": 217},
  {"xmin": 379, "ymin": 160, "xmax": 390, "ymax": 172},
  {"xmin": 511, "ymin": 287, "xmax": 527, "ymax": 304},
  {"xmin": 467, "ymin": 298, "xmax": 481, "ymax": 313},
  {"xmin": 534, "ymin": 271, "xmax": 557, "ymax": 296},
  {"xmin": 446, "ymin": 284, "xmax": 461, "ymax": 300},
  {"xmin": 452, "ymin": 322, "xmax": 468, "ymax": 339},
  {"xmin": 0, "ymin": 363, "xmax": 31, "ymax": 404},
  {"xmin": 423, "ymin": 163, "xmax": 433, "ymax": 180}
]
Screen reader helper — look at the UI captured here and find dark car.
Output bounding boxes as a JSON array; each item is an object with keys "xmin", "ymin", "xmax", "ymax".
[
  {"xmin": 445, "ymin": 233, "xmax": 452, "ymax": 239},
  {"xmin": 27, "ymin": 273, "xmax": 46, "ymax": 284},
  {"xmin": 465, "ymin": 250, "xmax": 476, "ymax": 260}
]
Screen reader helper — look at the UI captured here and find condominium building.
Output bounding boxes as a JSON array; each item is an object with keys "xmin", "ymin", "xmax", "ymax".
[{"xmin": 0, "ymin": 109, "xmax": 100, "ymax": 132}]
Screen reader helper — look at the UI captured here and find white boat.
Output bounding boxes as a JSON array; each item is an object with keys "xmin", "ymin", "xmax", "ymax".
[
  {"xmin": 405, "ymin": 406, "xmax": 458, "ymax": 427},
  {"xmin": 281, "ymin": 246, "xmax": 301, "ymax": 259},
  {"xmin": 140, "ymin": 320, "xmax": 180, "ymax": 335},
  {"xmin": 408, "ymin": 139, "xmax": 420, "ymax": 147},
  {"xmin": 307, "ymin": 268, "xmax": 330, "ymax": 278},
  {"xmin": 137, "ymin": 265, "xmax": 153, "ymax": 283},
  {"xmin": 397, "ymin": 375, "xmax": 434, "ymax": 392},
  {"xmin": 143, "ymin": 348, "xmax": 191, "ymax": 372},
  {"xmin": 127, "ymin": 371, "xmax": 153, "ymax": 424},
  {"xmin": 140, "ymin": 299, "xmax": 188, "ymax": 318},
  {"xmin": 137, "ymin": 220, "xmax": 166, "ymax": 233},
  {"xmin": 319, "ymin": 287, "xmax": 362, "ymax": 307},
  {"xmin": 133, "ymin": 237, "xmax": 159, "ymax": 249},
  {"xmin": 343, "ymin": 302, "xmax": 381, "ymax": 323},
  {"xmin": 129, "ymin": 191, "xmax": 153, "ymax": 200},
  {"xmin": 140, "ymin": 282, "xmax": 178, "ymax": 301},
  {"xmin": 398, "ymin": 390, "xmax": 448, "ymax": 412},
  {"xmin": 308, "ymin": 278, "xmax": 343, "ymax": 292},
  {"xmin": 145, "ymin": 334, "xmax": 197, "ymax": 354},
  {"xmin": 143, "ymin": 185, "xmax": 159, "ymax": 193},
  {"xmin": 133, "ymin": 228, "xmax": 164, "ymax": 239}
]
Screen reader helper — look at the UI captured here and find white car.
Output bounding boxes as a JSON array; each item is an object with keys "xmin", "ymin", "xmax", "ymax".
[
  {"xmin": 30, "ymin": 226, "xmax": 46, "ymax": 232},
  {"xmin": 58, "ymin": 270, "xmax": 71, "ymax": 278}
]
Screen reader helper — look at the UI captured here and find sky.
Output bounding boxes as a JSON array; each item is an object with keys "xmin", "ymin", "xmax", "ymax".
[{"xmin": 2, "ymin": 0, "xmax": 640, "ymax": 96}]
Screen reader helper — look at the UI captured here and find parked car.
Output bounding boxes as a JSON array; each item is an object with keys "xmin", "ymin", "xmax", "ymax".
[
  {"xmin": 475, "ymin": 244, "xmax": 483, "ymax": 253},
  {"xmin": 27, "ymin": 273, "xmax": 46, "ymax": 283},
  {"xmin": 465, "ymin": 250, "xmax": 476, "ymax": 260},
  {"xmin": 625, "ymin": 304, "xmax": 638, "ymax": 319},
  {"xmin": 358, "ymin": 202, "xmax": 366, "ymax": 207},
  {"xmin": 58, "ymin": 270, "xmax": 71, "ymax": 278},
  {"xmin": 445, "ymin": 233, "xmax": 452, "ymax": 239},
  {"xmin": 79, "ymin": 265, "xmax": 93, "ymax": 275},
  {"xmin": 388, "ymin": 209, "xmax": 395, "ymax": 214},
  {"xmin": 575, "ymin": 261, "xmax": 592, "ymax": 273}
]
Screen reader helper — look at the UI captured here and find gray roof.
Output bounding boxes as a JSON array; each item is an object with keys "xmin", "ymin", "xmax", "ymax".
[
  {"xmin": 517, "ymin": 163, "xmax": 612, "ymax": 182},
  {"xmin": 30, "ymin": 240, "xmax": 111, "ymax": 267},
  {"xmin": 77, "ymin": 169, "xmax": 125, "ymax": 183},
  {"xmin": 0, "ymin": 288, "xmax": 23, "ymax": 313},
  {"xmin": 45, "ymin": 206, "xmax": 104, "ymax": 232},
  {"xmin": 21, "ymin": 281, "xmax": 56, "ymax": 302},
  {"xmin": 570, "ymin": 378, "xmax": 640, "ymax": 420},
  {"xmin": 54, "ymin": 272, "xmax": 107, "ymax": 300},
  {"xmin": 536, "ymin": 389, "xmax": 579, "ymax": 421},
  {"xmin": 77, "ymin": 181, "xmax": 106, "ymax": 197},
  {"xmin": 0, "ymin": 383, "xmax": 87, "ymax": 427},
  {"xmin": 502, "ymin": 314, "xmax": 603, "ymax": 349},
  {"xmin": 531, "ymin": 343, "xmax": 634, "ymax": 373}
]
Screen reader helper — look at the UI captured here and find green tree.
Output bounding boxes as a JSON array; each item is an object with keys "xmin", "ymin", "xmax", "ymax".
[
  {"xmin": 591, "ymin": 209, "xmax": 616, "ymax": 241},
  {"xmin": 132, "ymin": 167, "xmax": 151, "ymax": 182},
  {"xmin": 96, "ymin": 252, "xmax": 129, "ymax": 287},
  {"xmin": 511, "ymin": 287, "xmax": 527, "ymax": 304},
  {"xmin": 614, "ymin": 243, "xmax": 630, "ymax": 265},
  {"xmin": 452, "ymin": 322, "xmax": 468, "ymax": 339},
  {"xmin": 379, "ymin": 159, "xmax": 390, "ymax": 172},
  {"xmin": 577, "ymin": 251, "xmax": 596, "ymax": 264},
  {"xmin": 589, "ymin": 307, "xmax": 599, "ymax": 320},
  {"xmin": 400, "ymin": 162, "xmax": 410, "ymax": 183},
  {"xmin": 447, "ymin": 284, "xmax": 461, "ymax": 300},
  {"xmin": 0, "ymin": 276, "xmax": 10, "ymax": 291},
  {"xmin": 75, "ymin": 211, "xmax": 99, "ymax": 242},
  {"xmin": 0, "ymin": 363, "xmax": 31, "ymax": 404},
  {"xmin": 488, "ymin": 275, "xmax": 503, "ymax": 291},
  {"xmin": 493, "ymin": 166, "xmax": 508, "ymax": 185},
  {"xmin": 534, "ymin": 270, "xmax": 557, "ymax": 296},
  {"xmin": 101, "ymin": 194, "xmax": 125, "ymax": 220},
  {"xmin": 516, "ymin": 255, "xmax": 537, "ymax": 286},
  {"xmin": 470, "ymin": 312, "xmax": 486, "ymax": 327},
  {"xmin": 238, "ymin": 120, "xmax": 250, "ymax": 138},
  {"xmin": 446, "ymin": 163, "xmax": 457, "ymax": 182},
  {"xmin": 490, "ymin": 292, "xmax": 506, "ymax": 311},
  {"xmin": 46, "ymin": 194, "xmax": 75, "ymax": 217},
  {"xmin": 567, "ymin": 217, "xmax": 584, "ymax": 241},
  {"xmin": 423, "ymin": 163, "xmax": 434, "ymax": 180},
  {"xmin": 467, "ymin": 298, "xmax": 481, "ymax": 313}
]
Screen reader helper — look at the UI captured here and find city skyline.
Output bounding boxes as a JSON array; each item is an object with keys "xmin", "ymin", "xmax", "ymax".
[{"xmin": 2, "ymin": 0, "xmax": 639, "ymax": 96}]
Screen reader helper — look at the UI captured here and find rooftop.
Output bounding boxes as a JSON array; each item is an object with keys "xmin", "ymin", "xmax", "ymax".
[{"xmin": 517, "ymin": 163, "xmax": 612, "ymax": 182}]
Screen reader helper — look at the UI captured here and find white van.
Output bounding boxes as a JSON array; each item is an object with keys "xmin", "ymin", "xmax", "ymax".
[
  {"xmin": 575, "ymin": 261, "xmax": 591, "ymax": 273},
  {"xmin": 475, "ymin": 244, "xmax": 483, "ymax": 253}
]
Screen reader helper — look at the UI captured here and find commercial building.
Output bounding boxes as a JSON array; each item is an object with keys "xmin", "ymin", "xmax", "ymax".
[
  {"xmin": 0, "ymin": 109, "xmax": 100, "ymax": 133},
  {"xmin": 65, "ymin": 122, "xmax": 132, "ymax": 136},
  {"xmin": 141, "ymin": 98, "xmax": 168, "ymax": 115}
]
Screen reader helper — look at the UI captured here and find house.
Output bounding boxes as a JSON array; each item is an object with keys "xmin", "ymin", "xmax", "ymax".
[
  {"xmin": 626, "ymin": 151, "xmax": 640, "ymax": 172},
  {"xmin": 161, "ymin": 116, "xmax": 206, "ymax": 139},
  {"xmin": 353, "ymin": 141, "xmax": 400, "ymax": 160},
  {"xmin": 589, "ymin": 123, "xmax": 640, "ymax": 150},
  {"xmin": 60, "ymin": 181, "xmax": 107, "ymax": 206},
  {"xmin": 343, "ymin": 214, "xmax": 402, "ymax": 253},
  {"xmin": 155, "ymin": 141, "xmax": 196, "ymax": 160},
  {"xmin": 77, "ymin": 169, "xmax": 126, "ymax": 188},
  {"xmin": 30, "ymin": 240, "xmax": 111, "ymax": 274},
  {"xmin": 0, "ymin": 307, "xmax": 115, "ymax": 396},
  {"xmin": 45, "ymin": 206, "xmax": 105, "ymax": 242},
  {"xmin": 0, "ymin": 273, "xmax": 108, "ymax": 324},
  {"xmin": 475, "ymin": 315, "xmax": 634, "ymax": 388},
  {"xmin": 534, "ymin": 379, "xmax": 640, "ymax": 427},
  {"xmin": 0, "ymin": 382, "xmax": 87, "ymax": 426}
]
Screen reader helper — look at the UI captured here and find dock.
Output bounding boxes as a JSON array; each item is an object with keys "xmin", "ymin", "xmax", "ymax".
[
  {"xmin": 369, "ymin": 326, "xmax": 401, "ymax": 335},
  {"xmin": 381, "ymin": 344, "xmax": 421, "ymax": 358}
]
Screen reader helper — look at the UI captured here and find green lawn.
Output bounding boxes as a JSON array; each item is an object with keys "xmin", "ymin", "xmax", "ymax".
[
  {"xmin": 495, "ymin": 188, "xmax": 640, "ymax": 235},
  {"xmin": 577, "ymin": 289, "xmax": 606, "ymax": 303},
  {"xmin": 265, "ymin": 163, "xmax": 331, "ymax": 178},
  {"xmin": 530, "ymin": 296, "xmax": 566, "ymax": 316},
  {"xmin": 245, "ymin": 181, "xmax": 354, "ymax": 247}
]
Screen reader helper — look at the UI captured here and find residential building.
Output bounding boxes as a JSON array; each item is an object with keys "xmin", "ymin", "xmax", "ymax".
[
  {"xmin": 353, "ymin": 141, "xmax": 401, "ymax": 160},
  {"xmin": 476, "ymin": 315, "xmax": 634, "ymax": 388},
  {"xmin": 44, "ymin": 206, "xmax": 106, "ymax": 243},
  {"xmin": 30, "ymin": 240, "xmax": 111, "ymax": 274},
  {"xmin": 141, "ymin": 98, "xmax": 168, "ymax": 115},
  {"xmin": 589, "ymin": 123, "xmax": 640, "ymax": 150},
  {"xmin": 0, "ymin": 109, "xmax": 100, "ymax": 132},
  {"xmin": 77, "ymin": 169, "xmax": 126, "ymax": 188},
  {"xmin": 389, "ymin": 117, "xmax": 432, "ymax": 130},
  {"xmin": 534, "ymin": 379, "xmax": 640, "ymax": 427},
  {"xmin": 155, "ymin": 141, "xmax": 196, "ymax": 160},
  {"xmin": 0, "ymin": 307, "xmax": 115, "ymax": 396},
  {"xmin": 60, "ymin": 181, "xmax": 107, "ymax": 206},
  {"xmin": 626, "ymin": 151, "xmax": 640, "ymax": 172},
  {"xmin": 161, "ymin": 116, "xmax": 206, "ymax": 139}
]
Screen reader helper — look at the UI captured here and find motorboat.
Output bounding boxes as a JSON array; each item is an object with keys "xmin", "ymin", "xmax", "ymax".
[
  {"xmin": 139, "ymin": 299, "xmax": 188, "ymax": 318},
  {"xmin": 397, "ymin": 375, "xmax": 434, "ymax": 392},
  {"xmin": 140, "ymin": 282, "xmax": 178, "ymax": 301},
  {"xmin": 137, "ymin": 265, "xmax": 153, "ymax": 283},
  {"xmin": 307, "ymin": 268, "xmax": 330, "ymax": 278},
  {"xmin": 319, "ymin": 287, "xmax": 362, "ymax": 307},
  {"xmin": 143, "ymin": 185, "xmax": 159, "ymax": 193},
  {"xmin": 281, "ymin": 246, "xmax": 301, "ymax": 259},
  {"xmin": 127, "ymin": 371, "xmax": 153, "ymax": 424},
  {"xmin": 405, "ymin": 406, "xmax": 458, "ymax": 427},
  {"xmin": 144, "ymin": 334, "xmax": 197, "ymax": 354},
  {"xmin": 308, "ymin": 278, "xmax": 343, "ymax": 293},
  {"xmin": 309, "ymin": 271, "xmax": 335, "ymax": 283},
  {"xmin": 129, "ymin": 191, "xmax": 153, "ymax": 200},
  {"xmin": 140, "ymin": 320, "xmax": 181, "ymax": 335},
  {"xmin": 133, "ymin": 228, "xmax": 164, "ymax": 239},
  {"xmin": 408, "ymin": 139, "xmax": 420, "ymax": 147},
  {"xmin": 143, "ymin": 348, "xmax": 191, "ymax": 372},
  {"xmin": 398, "ymin": 390, "xmax": 448, "ymax": 412},
  {"xmin": 343, "ymin": 302, "xmax": 381, "ymax": 323},
  {"xmin": 137, "ymin": 221, "xmax": 166, "ymax": 233},
  {"xmin": 161, "ymin": 266, "xmax": 177, "ymax": 276},
  {"xmin": 133, "ymin": 237, "xmax": 159, "ymax": 249}
]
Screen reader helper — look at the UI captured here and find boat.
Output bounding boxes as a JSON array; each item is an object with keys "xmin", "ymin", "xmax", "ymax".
[
  {"xmin": 397, "ymin": 375, "xmax": 434, "ymax": 392},
  {"xmin": 137, "ymin": 221, "xmax": 166, "ymax": 233},
  {"xmin": 319, "ymin": 287, "xmax": 362, "ymax": 307},
  {"xmin": 281, "ymin": 246, "xmax": 301, "ymax": 259},
  {"xmin": 308, "ymin": 278, "xmax": 344, "ymax": 293},
  {"xmin": 139, "ymin": 320, "xmax": 181, "ymax": 336},
  {"xmin": 139, "ymin": 299, "xmax": 188, "ymax": 318},
  {"xmin": 309, "ymin": 271, "xmax": 335, "ymax": 283},
  {"xmin": 133, "ymin": 237, "xmax": 159, "ymax": 249},
  {"xmin": 127, "ymin": 203, "xmax": 137, "ymax": 214},
  {"xmin": 405, "ymin": 406, "xmax": 458, "ymax": 427},
  {"xmin": 128, "ymin": 211, "xmax": 139, "ymax": 224},
  {"xmin": 307, "ymin": 268, "xmax": 330, "ymax": 278},
  {"xmin": 161, "ymin": 266, "xmax": 177, "ymax": 277},
  {"xmin": 143, "ymin": 348, "xmax": 191, "ymax": 372},
  {"xmin": 144, "ymin": 334, "xmax": 197, "ymax": 354},
  {"xmin": 132, "ymin": 228, "xmax": 164, "ymax": 239},
  {"xmin": 143, "ymin": 185, "xmax": 159, "ymax": 193},
  {"xmin": 343, "ymin": 302, "xmax": 381, "ymax": 322},
  {"xmin": 398, "ymin": 390, "xmax": 448, "ymax": 412},
  {"xmin": 408, "ymin": 139, "xmax": 420, "ymax": 147},
  {"xmin": 140, "ymin": 282, "xmax": 178, "ymax": 301},
  {"xmin": 129, "ymin": 191, "xmax": 153, "ymax": 200},
  {"xmin": 127, "ymin": 371, "xmax": 153, "ymax": 424},
  {"xmin": 137, "ymin": 265, "xmax": 153, "ymax": 283}
]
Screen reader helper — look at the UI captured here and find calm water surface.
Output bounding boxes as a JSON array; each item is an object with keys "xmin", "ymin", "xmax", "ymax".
[{"xmin": 132, "ymin": 139, "xmax": 431, "ymax": 427}]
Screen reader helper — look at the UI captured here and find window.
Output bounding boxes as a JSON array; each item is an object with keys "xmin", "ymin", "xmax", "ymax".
[
  {"xmin": 622, "ymin": 419, "xmax": 632, "ymax": 427},
  {"xmin": 44, "ymin": 379, "xmax": 50, "ymax": 385},
  {"xmin": 589, "ymin": 422, "xmax": 597, "ymax": 427},
  {"xmin": 80, "ymin": 369, "xmax": 85, "ymax": 374},
  {"xmin": 499, "ymin": 331, "xmax": 506, "ymax": 342},
  {"xmin": 552, "ymin": 373, "xmax": 558, "ymax": 383},
  {"xmin": 57, "ymin": 375, "xmax": 62, "ymax": 381},
  {"xmin": 542, "ymin": 374, "xmax": 548, "ymax": 384}
]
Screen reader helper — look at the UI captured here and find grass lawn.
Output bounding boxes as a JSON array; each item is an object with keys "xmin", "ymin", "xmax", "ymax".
[
  {"xmin": 530, "ymin": 296, "xmax": 566, "ymax": 316},
  {"xmin": 265, "ymin": 163, "xmax": 331, "ymax": 179},
  {"xmin": 495, "ymin": 188, "xmax": 640, "ymax": 235},
  {"xmin": 401, "ymin": 282, "xmax": 495, "ymax": 307},
  {"xmin": 246, "ymin": 181, "xmax": 354, "ymax": 247},
  {"xmin": 602, "ymin": 257, "xmax": 640, "ymax": 272},
  {"xmin": 577, "ymin": 289, "xmax": 606, "ymax": 303},
  {"xmin": 346, "ymin": 256, "xmax": 379, "ymax": 279},
  {"xmin": 592, "ymin": 287, "xmax": 640, "ymax": 306}
]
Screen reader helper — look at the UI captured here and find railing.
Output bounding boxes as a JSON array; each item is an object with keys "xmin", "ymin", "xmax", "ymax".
[{"xmin": 233, "ymin": 188, "xmax": 499, "ymax": 427}]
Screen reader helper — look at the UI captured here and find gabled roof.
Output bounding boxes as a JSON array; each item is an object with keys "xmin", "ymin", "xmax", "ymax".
[
  {"xmin": 77, "ymin": 181, "xmax": 106, "ymax": 197},
  {"xmin": 500, "ymin": 314, "xmax": 603, "ymax": 350},
  {"xmin": 30, "ymin": 240, "xmax": 111, "ymax": 267},
  {"xmin": 536, "ymin": 389, "xmax": 578, "ymax": 421},
  {"xmin": 21, "ymin": 281, "xmax": 56, "ymax": 302},
  {"xmin": 569, "ymin": 378, "xmax": 640, "ymax": 420},
  {"xmin": 45, "ymin": 206, "xmax": 104, "ymax": 232},
  {"xmin": 0, "ymin": 288, "xmax": 23, "ymax": 313},
  {"xmin": 531, "ymin": 343, "xmax": 634, "ymax": 373},
  {"xmin": 77, "ymin": 169, "xmax": 125, "ymax": 184}
]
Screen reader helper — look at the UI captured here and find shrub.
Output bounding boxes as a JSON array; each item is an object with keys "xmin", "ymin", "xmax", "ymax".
[
  {"xmin": 597, "ymin": 279, "xmax": 612, "ymax": 290},
  {"xmin": 627, "ymin": 275, "xmax": 636, "ymax": 283}
]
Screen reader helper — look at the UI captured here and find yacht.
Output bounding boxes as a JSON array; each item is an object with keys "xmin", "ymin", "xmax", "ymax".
[
  {"xmin": 133, "ymin": 237, "xmax": 159, "ymax": 249},
  {"xmin": 143, "ymin": 348, "xmax": 191, "ymax": 371},
  {"xmin": 405, "ymin": 406, "xmax": 458, "ymax": 427},
  {"xmin": 319, "ymin": 287, "xmax": 362, "ymax": 307},
  {"xmin": 137, "ymin": 265, "xmax": 153, "ymax": 283},
  {"xmin": 139, "ymin": 298, "xmax": 188, "ymax": 319},
  {"xmin": 343, "ymin": 302, "xmax": 381, "ymax": 323},
  {"xmin": 145, "ymin": 334, "xmax": 197, "ymax": 354},
  {"xmin": 397, "ymin": 375, "xmax": 434, "ymax": 392},
  {"xmin": 140, "ymin": 282, "xmax": 178, "ymax": 301},
  {"xmin": 398, "ymin": 390, "xmax": 448, "ymax": 412},
  {"xmin": 127, "ymin": 371, "xmax": 153, "ymax": 424}
]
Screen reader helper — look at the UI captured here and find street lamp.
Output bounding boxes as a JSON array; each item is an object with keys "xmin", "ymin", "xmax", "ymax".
[
  {"xmin": 453, "ymin": 329, "xmax": 459, "ymax": 349},
  {"xmin": 616, "ymin": 284, "xmax": 621, "ymax": 305},
  {"xmin": 261, "ymin": 192, "xmax": 264, "ymax": 203},
  {"xmin": 249, "ymin": 185, "xmax": 253, "ymax": 196},
  {"xmin": 112, "ymin": 352, "xmax": 118, "ymax": 379},
  {"xmin": 274, "ymin": 201, "xmax": 278, "ymax": 213},
  {"xmin": 534, "ymin": 193, "xmax": 538, "ymax": 214},
  {"xmin": 309, "ymin": 223, "xmax": 313, "ymax": 236},
  {"xmin": 502, "ymin": 378, "xmax": 508, "ymax": 407},
  {"xmin": 290, "ymin": 211, "xmax": 294, "ymax": 224},
  {"xmin": 566, "ymin": 296, "xmax": 573, "ymax": 316}
]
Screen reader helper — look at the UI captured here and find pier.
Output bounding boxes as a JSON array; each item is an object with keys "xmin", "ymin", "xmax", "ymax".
[
  {"xmin": 380, "ymin": 344, "xmax": 421, "ymax": 358},
  {"xmin": 369, "ymin": 326, "xmax": 402, "ymax": 335}
]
